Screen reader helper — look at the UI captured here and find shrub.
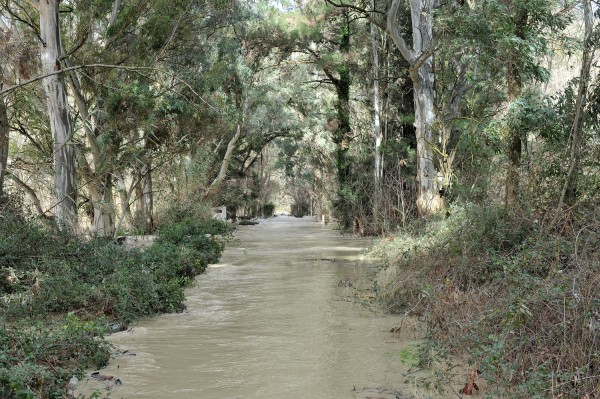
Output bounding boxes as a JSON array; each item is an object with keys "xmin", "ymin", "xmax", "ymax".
[
  {"xmin": 373, "ymin": 204, "xmax": 600, "ymax": 398},
  {"xmin": 156, "ymin": 216, "xmax": 231, "ymax": 270},
  {"xmin": 1, "ymin": 203, "xmax": 233, "ymax": 398},
  {"xmin": 0, "ymin": 314, "xmax": 110, "ymax": 399},
  {"xmin": 262, "ymin": 202, "xmax": 275, "ymax": 217}
]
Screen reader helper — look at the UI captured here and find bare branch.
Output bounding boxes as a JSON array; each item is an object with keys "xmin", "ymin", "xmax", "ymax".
[
  {"xmin": 0, "ymin": 63, "xmax": 217, "ymax": 111},
  {"xmin": 387, "ymin": 0, "xmax": 416, "ymax": 65},
  {"xmin": 6, "ymin": 171, "xmax": 48, "ymax": 218},
  {"xmin": 203, "ymin": 125, "xmax": 243, "ymax": 199}
]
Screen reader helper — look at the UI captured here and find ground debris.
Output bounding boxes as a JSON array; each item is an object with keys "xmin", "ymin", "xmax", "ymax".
[
  {"xmin": 352, "ymin": 386, "xmax": 412, "ymax": 399},
  {"xmin": 338, "ymin": 278, "xmax": 354, "ymax": 287},
  {"xmin": 115, "ymin": 349, "xmax": 137, "ymax": 356},
  {"xmin": 90, "ymin": 371, "xmax": 123, "ymax": 388},
  {"xmin": 458, "ymin": 368, "xmax": 481, "ymax": 395}
]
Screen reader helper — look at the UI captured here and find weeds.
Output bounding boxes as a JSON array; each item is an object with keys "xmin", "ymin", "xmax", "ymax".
[{"xmin": 373, "ymin": 203, "xmax": 600, "ymax": 398}]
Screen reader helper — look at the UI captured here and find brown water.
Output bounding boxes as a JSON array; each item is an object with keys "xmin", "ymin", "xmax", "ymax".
[{"xmin": 78, "ymin": 217, "xmax": 424, "ymax": 398}]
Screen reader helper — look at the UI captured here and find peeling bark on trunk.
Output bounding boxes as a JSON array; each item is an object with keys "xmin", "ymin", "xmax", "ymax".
[
  {"xmin": 0, "ymin": 97, "xmax": 8, "ymax": 198},
  {"xmin": 414, "ymin": 74, "xmax": 443, "ymax": 214},
  {"xmin": 92, "ymin": 174, "xmax": 115, "ymax": 236},
  {"xmin": 142, "ymin": 161, "xmax": 154, "ymax": 231},
  {"xmin": 388, "ymin": 0, "xmax": 443, "ymax": 216},
  {"xmin": 39, "ymin": 0, "xmax": 77, "ymax": 233}
]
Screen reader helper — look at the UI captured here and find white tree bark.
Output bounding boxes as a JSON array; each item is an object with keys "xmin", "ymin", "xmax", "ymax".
[
  {"xmin": 371, "ymin": 0, "xmax": 383, "ymax": 182},
  {"xmin": 0, "ymin": 97, "xmax": 8, "ymax": 197},
  {"xmin": 387, "ymin": 0, "xmax": 443, "ymax": 215},
  {"xmin": 39, "ymin": 0, "xmax": 78, "ymax": 232},
  {"xmin": 203, "ymin": 124, "xmax": 242, "ymax": 200}
]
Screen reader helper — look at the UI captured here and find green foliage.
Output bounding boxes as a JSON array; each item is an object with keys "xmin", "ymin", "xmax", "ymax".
[
  {"xmin": 374, "ymin": 204, "xmax": 600, "ymax": 397},
  {"xmin": 0, "ymin": 315, "xmax": 110, "ymax": 399},
  {"xmin": 0, "ymin": 202, "xmax": 231, "ymax": 397},
  {"xmin": 262, "ymin": 202, "xmax": 275, "ymax": 217},
  {"xmin": 157, "ymin": 216, "xmax": 231, "ymax": 267}
]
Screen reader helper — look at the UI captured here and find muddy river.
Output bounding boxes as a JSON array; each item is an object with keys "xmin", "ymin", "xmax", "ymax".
[{"xmin": 78, "ymin": 217, "xmax": 424, "ymax": 398}]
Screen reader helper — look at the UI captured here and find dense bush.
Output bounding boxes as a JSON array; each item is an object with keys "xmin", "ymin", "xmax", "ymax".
[
  {"xmin": 0, "ymin": 314, "xmax": 110, "ymax": 399},
  {"xmin": 0, "ymin": 202, "xmax": 232, "ymax": 398},
  {"xmin": 373, "ymin": 204, "xmax": 600, "ymax": 398},
  {"xmin": 262, "ymin": 202, "xmax": 275, "ymax": 217}
]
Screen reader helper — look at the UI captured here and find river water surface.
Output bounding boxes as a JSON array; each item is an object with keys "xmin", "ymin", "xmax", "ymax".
[{"xmin": 79, "ymin": 217, "xmax": 422, "ymax": 398}]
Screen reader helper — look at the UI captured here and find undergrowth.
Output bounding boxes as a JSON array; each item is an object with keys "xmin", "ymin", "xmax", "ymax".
[
  {"xmin": 373, "ymin": 203, "xmax": 600, "ymax": 398},
  {"xmin": 0, "ymin": 200, "xmax": 232, "ymax": 398}
]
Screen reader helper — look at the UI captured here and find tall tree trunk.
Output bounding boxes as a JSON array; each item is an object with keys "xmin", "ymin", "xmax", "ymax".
[
  {"xmin": 92, "ymin": 174, "xmax": 115, "ymax": 236},
  {"xmin": 371, "ymin": 0, "xmax": 383, "ymax": 222},
  {"xmin": 142, "ymin": 160, "xmax": 154, "ymax": 231},
  {"xmin": 371, "ymin": 0, "xmax": 383, "ymax": 182},
  {"xmin": 413, "ymin": 72, "xmax": 442, "ymax": 214},
  {"xmin": 505, "ymin": 63, "xmax": 522, "ymax": 207},
  {"xmin": 117, "ymin": 173, "xmax": 134, "ymax": 230},
  {"xmin": 135, "ymin": 179, "xmax": 146, "ymax": 231},
  {"xmin": 388, "ymin": 0, "xmax": 443, "ymax": 216},
  {"xmin": 505, "ymin": 12, "xmax": 527, "ymax": 208},
  {"xmin": 550, "ymin": 0, "xmax": 595, "ymax": 227},
  {"xmin": 39, "ymin": 0, "xmax": 78, "ymax": 233},
  {"xmin": 0, "ymin": 97, "xmax": 8, "ymax": 198},
  {"xmin": 333, "ymin": 10, "xmax": 353, "ymax": 229}
]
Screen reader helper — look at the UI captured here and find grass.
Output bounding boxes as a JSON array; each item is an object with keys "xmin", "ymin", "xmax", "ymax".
[{"xmin": 372, "ymin": 203, "xmax": 600, "ymax": 398}]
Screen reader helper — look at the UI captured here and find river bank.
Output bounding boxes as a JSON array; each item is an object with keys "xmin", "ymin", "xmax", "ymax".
[
  {"xmin": 77, "ymin": 216, "xmax": 430, "ymax": 399},
  {"xmin": 0, "ymin": 205, "xmax": 231, "ymax": 398}
]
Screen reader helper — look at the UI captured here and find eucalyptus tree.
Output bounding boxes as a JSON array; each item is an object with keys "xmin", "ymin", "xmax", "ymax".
[
  {"xmin": 63, "ymin": 0, "xmax": 239, "ymax": 235},
  {"xmin": 551, "ymin": 0, "xmax": 598, "ymax": 225},
  {"xmin": 473, "ymin": 0, "xmax": 571, "ymax": 207},
  {"xmin": 258, "ymin": 1, "xmax": 362, "ymax": 228},
  {"xmin": 12, "ymin": 0, "xmax": 79, "ymax": 233},
  {"xmin": 0, "ymin": 57, "xmax": 7, "ymax": 198},
  {"xmin": 327, "ymin": 0, "xmax": 477, "ymax": 216},
  {"xmin": 0, "ymin": 20, "xmax": 9, "ymax": 196}
]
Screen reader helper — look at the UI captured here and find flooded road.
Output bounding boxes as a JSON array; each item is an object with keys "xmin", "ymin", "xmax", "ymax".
[{"xmin": 79, "ymin": 217, "xmax": 421, "ymax": 398}]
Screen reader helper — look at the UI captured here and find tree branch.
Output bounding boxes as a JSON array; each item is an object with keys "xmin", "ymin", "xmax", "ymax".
[
  {"xmin": 108, "ymin": 0, "xmax": 121, "ymax": 28},
  {"xmin": 387, "ymin": 0, "xmax": 416, "ymax": 65},
  {"xmin": 324, "ymin": 0, "xmax": 387, "ymax": 31},
  {"xmin": 6, "ymin": 171, "xmax": 49, "ymax": 218},
  {"xmin": 24, "ymin": 0, "xmax": 38, "ymax": 10},
  {"xmin": 0, "ymin": 64, "xmax": 216, "ymax": 112},
  {"xmin": 203, "ymin": 125, "xmax": 243, "ymax": 199}
]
